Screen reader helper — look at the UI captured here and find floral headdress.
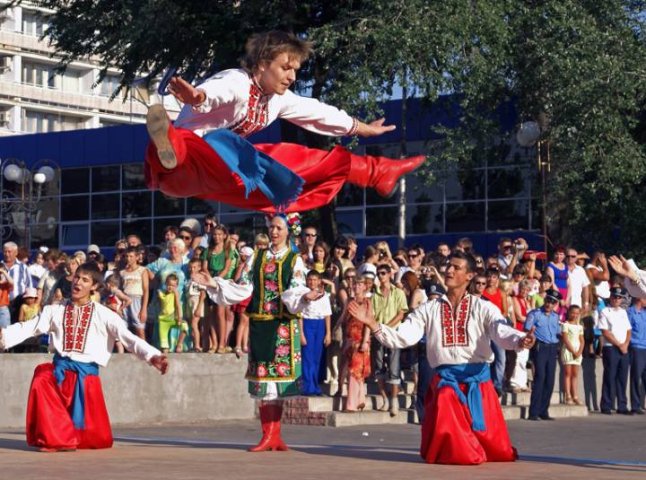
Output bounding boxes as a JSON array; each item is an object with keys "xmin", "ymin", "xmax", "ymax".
[{"xmin": 265, "ymin": 212, "xmax": 301, "ymax": 237}]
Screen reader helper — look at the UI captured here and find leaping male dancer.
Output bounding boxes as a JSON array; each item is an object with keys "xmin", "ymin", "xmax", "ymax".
[{"xmin": 145, "ymin": 30, "xmax": 425, "ymax": 212}]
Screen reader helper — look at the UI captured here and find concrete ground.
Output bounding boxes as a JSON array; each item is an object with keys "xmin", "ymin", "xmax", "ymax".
[{"xmin": 1, "ymin": 414, "xmax": 645, "ymax": 479}]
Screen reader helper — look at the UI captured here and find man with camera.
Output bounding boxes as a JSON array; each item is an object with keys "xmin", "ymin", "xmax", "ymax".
[{"xmin": 496, "ymin": 238, "xmax": 527, "ymax": 279}]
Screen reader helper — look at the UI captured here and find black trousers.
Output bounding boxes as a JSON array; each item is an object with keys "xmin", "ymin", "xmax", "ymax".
[
  {"xmin": 529, "ymin": 341, "xmax": 558, "ymax": 418},
  {"xmin": 601, "ymin": 346, "xmax": 630, "ymax": 412}
]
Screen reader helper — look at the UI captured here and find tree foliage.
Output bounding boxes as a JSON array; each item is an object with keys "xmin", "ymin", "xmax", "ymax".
[{"xmin": 9, "ymin": 0, "xmax": 646, "ymax": 258}]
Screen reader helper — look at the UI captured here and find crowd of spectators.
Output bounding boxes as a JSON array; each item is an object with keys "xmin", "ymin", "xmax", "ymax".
[{"xmin": 1, "ymin": 215, "xmax": 645, "ymax": 416}]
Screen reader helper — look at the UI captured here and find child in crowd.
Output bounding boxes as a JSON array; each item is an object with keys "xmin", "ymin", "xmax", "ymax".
[
  {"xmin": 232, "ymin": 246, "xmax": 254, "ymax": 358},
  {"xmin": 158, "ymin": 274, "xmax": 188, "ymax": 353},
  {"xmin": 185, "ymin": 258, "xmax": 207, "ymax": 352},
  {"xmin": 120, "ymin": 246, "xmax": 149, "ymax": 339},
  {"xmin": 561, "ymin": 305, "xmax": 584, "ymax": 405},
  {"xmin": 19, "ymin": 287, "xmax": 40, "ymax": 322},
  {"xmin": 104, "ymin": 274, "xmax": 132, "ymax": 353},
  {"xmin": 300, "ymin": 270, "xmax": 332, "ymax": 396},
  {"xmin": 340, "ymin": 277, "xmax": 372, "ymax": 411}
]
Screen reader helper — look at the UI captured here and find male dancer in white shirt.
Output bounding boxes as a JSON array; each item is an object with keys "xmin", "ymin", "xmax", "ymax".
[
  {"xmin": 0, "ymin": 263, "xmax": 168, "ymax": 452},
  {"xmin": 145, "ymin": 30, "xmax": 425, "ymax": 213},
  {"xmin": 349, "ymin": 251, "xmax": 535, "ymax": 465}
]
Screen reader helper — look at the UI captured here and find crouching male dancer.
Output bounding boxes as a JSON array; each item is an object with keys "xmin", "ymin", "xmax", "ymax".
[
  {"xmin": 349, "ymin": 251, "xmax": 535, "ymax": 465},
  {"xmin": 0, "ymin": 262, "xmax": 168, "ymax": 452}
]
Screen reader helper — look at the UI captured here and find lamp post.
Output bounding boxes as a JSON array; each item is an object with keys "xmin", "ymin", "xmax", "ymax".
[
  {"xmin": 0, "ymin": 158, "xmax": 59, "ymax": 251},
  {"xmin": 516, "ymin": 121, "xmax": 549, "ymax": 255}
]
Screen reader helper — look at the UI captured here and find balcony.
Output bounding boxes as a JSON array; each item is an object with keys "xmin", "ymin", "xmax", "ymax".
[
  {"xmin": 0, "ymin": 29, "xmax": 55, "ymax": 55},
  {"xmin": 0, "ymin": 79, "xmax": 150, "ymax": 116}
]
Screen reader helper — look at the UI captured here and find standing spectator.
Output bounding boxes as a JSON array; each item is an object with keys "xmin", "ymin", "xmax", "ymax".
[
  {"xmin": 157, "ymin": 274, "xmax": 188, "ymax": 353},
  {"xmin": 2, "ymin": 242, "xmax": 32, "ymax": 322},
  {"xmin": 435, "ymin": 242, "xmax": 451, "ymax": 265},
  {"xmin": 357, "ymin": 245, "xmax": 379, "ymax": 279},
  {"xmin": 496, "ymin": 238, "xmax": 516, "ymax": 277},
  {"xmin": 454, "ymin": 237, "xmax": 474, "ymax": 255},
  {"xmin": 599, "ymin": 287, "xmax": 632, "ymax": 415},
  {"xmin": 400, "ymin": 271, "xmax": 427, "ymax": 407},
  {"xmin": 18, "ymin": 287, "xmax": 40, "ymax": 323},
  {"xmin": 525, "ymin": 288, "xmax": 562, "ymax": 420},
  {"xmin": 300, "ymin": 225, "xmax": 318, "ymax": 263},
  {"xmin": 28, "ymin": 250, "xmax": 48, "ymax": 287},
  {"xmin": 197, "ymin": 212, "xmax": 218, "ymax": 249},
  {"xmin": 340, "ymin": 277, "xmax": 372, "ymax": 412},
  {"xmin": 546, "ymin": 246, "xmax": 569, "ymax": 308},
  {"xmin": 177, "ymin": 226, "xmax": 195, "ymax": 259},
  {"xmin": 482, "ymin": 268, "xmax": 507, "ymax": 395},
  {"xmin": 147, "ymin": 238, "xmax": 190, "ymax": 346},
  {"xmin": 300, "ymin": 270, "xmax": 332, "ymax": 396},
  {"xmin": 509, "ymin": 280, "xmax": 534, "ymax": 392},
  {"xmin": 120, "ymin": 246, "xmax": 150, "ymax": 339},
  {"xmin": 371, "ymin": 264, "xmax": 408, "ymax": 416},
  {"xmin": 0, "ymin": 265, "xmax": 13, "ymax": 329},
  {"xmin": 565, "ymin": 247, "xmax": 591, "ymax": 310},
  {"xmin": 201, "ymin": 224, "xmax": 236, "ymax": 353},
  {"xmin": 86, "ymin": 244, "xmax": 101, "ymax": 263},
  {"xmin": 346, "ymin": 236, "xmax": 358, "ymax": 265},
  {"xmin": 406, "ymin": 246, "xmax": 424, "ymax": 276},
  {"xmin": 561, "ymin": 305, "xmax": 584, "ymax": 405},
  {"xmin": 52, "ymin": 254, "xmax": 85, "ymax": 304},
  {"xmin": 469, "ymin": 274, "xmax": 487, "ymax": 297},
  {"xmin": 232, "ymin": 246, "xmax": 254, "ymax": 357},
  {"xmin": 586, "ymin": 251, "xmax": 611, "ymax": 303},
  {"xmin": 309, "ymin": 241, "xmax": 329, "ymax": 274},
  {"xmin": 185, "ymin": 257, "xmax": 207, "ymax": 352},
  {"xmin": 628, "ymin": 297, "xmax": 646, "ymax": 414},
  {"xmin": 331, "ymin": 237, "xmax": 353, "ymax": 275},
  {"xmin": 37, "ymin": 250, "xmax": 65, "ymax": 306},
  {"xmin": 532, "ymin": 274, "xmax": 553, "ymax": 309}
]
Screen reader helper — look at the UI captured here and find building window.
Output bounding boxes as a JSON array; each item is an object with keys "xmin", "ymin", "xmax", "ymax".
[
  {"xmin": 99, "ymin": 75, "xmax": 121, "ymax": 97},
  {"xmin": 22, "ymin": 110, "xmax": 83, "ymax": 133},
  {"xmin": 92, "ymin": 166, "xmax": 120, "ymax": 192},
  {"xmin": 21, "ymin": 12, "xmax": 47, "ymax": 37},
  {"xmin": 61, "ymin": 168, "xmax": 90, "ymax": 194}
]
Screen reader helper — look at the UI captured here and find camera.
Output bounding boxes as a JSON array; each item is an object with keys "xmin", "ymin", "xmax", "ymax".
[{"xmin": 514, "ymin": 242, "xmax": 526, "ymax": 251}]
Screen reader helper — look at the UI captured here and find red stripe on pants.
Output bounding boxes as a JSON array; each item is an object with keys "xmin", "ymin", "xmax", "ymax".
[{"xmin": 26, "ymin": 363, "xmax": 113, "ymax": 450}]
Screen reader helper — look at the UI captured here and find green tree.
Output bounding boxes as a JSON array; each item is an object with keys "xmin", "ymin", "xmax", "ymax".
[{"xmin": 8, "ymin": 1, "xmax": 646, "ymax": 259}]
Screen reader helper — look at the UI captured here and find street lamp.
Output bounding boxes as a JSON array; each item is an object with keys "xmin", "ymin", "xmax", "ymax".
[
  {"xmin": 0, "ymin": 158, "xmax": 59, "ymax": 251},
  {"xmin": 516, "ymin": 121, "xmax": 550, "ymax": 255}
]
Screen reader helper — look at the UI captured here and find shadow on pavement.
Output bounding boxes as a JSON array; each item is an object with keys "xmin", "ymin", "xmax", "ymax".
[{"xmin": 521, "ymin": 454, "xmax": 646, "ymax": 474}]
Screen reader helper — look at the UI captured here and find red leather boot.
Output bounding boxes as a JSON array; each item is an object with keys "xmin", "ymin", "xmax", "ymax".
[
  {"xmin": 146, "ymin": 104, "xmax": 187, "ymax": 170},
  {"xmin": 347, "ymin": 153, "xmax": 426, "ymax": 197},
  {"xmin": 248, "ymin": 402, "xmax": 289, "ymax": 452}
]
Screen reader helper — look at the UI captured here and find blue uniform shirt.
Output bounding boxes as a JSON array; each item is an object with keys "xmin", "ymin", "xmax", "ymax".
[
  {"xmin": 628, "ymin": 306, "xmax": 646, "ymax": 349},
  {"xmin": 524, "ymin": 308, "xmax": 560, "ymax": 344}
]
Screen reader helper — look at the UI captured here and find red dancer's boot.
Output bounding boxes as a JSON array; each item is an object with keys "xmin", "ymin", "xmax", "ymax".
[
  {"xmin": 146, "ymin": 105, "xmax": 187, "ymax": 170},
  {"xmin": 248, "ymin": 402, "xmax": 289, "ymax": 452},
  {"xmin": 347, "ymin": 153, "xmax": 426, "ymax": 197}
]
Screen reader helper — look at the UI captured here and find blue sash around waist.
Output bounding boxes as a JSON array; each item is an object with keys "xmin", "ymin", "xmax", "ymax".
[
  {"xmin": 436, "ymin": 362, "xmax": 490, "ymax": 432},
  {"xmin": 203, "ymin": 129, "xmax": 304, "ymax": 210},
  {"xmin": 53, "ymin": 354, "xmax": 99, "ymax": 430}
]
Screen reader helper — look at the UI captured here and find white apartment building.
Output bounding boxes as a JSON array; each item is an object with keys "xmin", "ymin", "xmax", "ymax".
[{"xmin": 0, "ymin": 1, "xmax": 178, "ymax": 137}]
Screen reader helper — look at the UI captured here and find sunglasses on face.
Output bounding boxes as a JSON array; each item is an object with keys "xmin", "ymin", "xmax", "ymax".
[
  {"xmin": 304, "ymin": 233, "xmax": 317, "ymax": 238},
  {"xmin": 377, "ymin": 271, "xmax": 389, "ymax": 276},
  {"xmin": 180, "ymin": 235, "xmax": 192, "ymax": 240},
  {"xmin": 475, "ymin": 281, "xmax": 486, "ymax": 286}
]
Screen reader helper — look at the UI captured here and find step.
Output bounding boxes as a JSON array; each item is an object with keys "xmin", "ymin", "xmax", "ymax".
[
  {"xmin": 326, "ymin": 408, "xmax": 418, "ymax": 427},
  {"xmin": 500, "ymin": 390, "xmax": 560, "ymax": 406},
  {"xmin": 367, "ymin": 381, "xmax": 416, "ymax": 395},
  {"xmin": 501, "ymin": 403, "xmax": 589, "ymax": 421},
  {"xmin": 301, "ymin": 393, "xmax": 417, "ymax": 412}
]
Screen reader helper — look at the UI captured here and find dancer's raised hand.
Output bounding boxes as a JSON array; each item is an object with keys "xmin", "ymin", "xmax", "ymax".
[{"xmin": 168, "ymin": 77, "xmax": 206, "ymax": 106}]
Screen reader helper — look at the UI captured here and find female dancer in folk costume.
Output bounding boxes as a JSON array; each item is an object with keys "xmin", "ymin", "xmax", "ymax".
[
  {"xmin": 0, "ymin": 263, "xmax": 168, "ymax": 452},
  {"xmin": 194, "ymin": 212, "xmax": 322, "ymax": 451},
  {"xmin": 145, "ymin": 31, "xmax": 425, "ymax": 213},
  {"xmin": 349, "ymin": 252, "xmax": 536, "ymax": 465}
]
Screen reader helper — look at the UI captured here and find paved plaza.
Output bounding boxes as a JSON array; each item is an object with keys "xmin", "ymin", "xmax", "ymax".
[{"xmin": 1, "ymin": 414, "xmax": 645, "ymax": 479}]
